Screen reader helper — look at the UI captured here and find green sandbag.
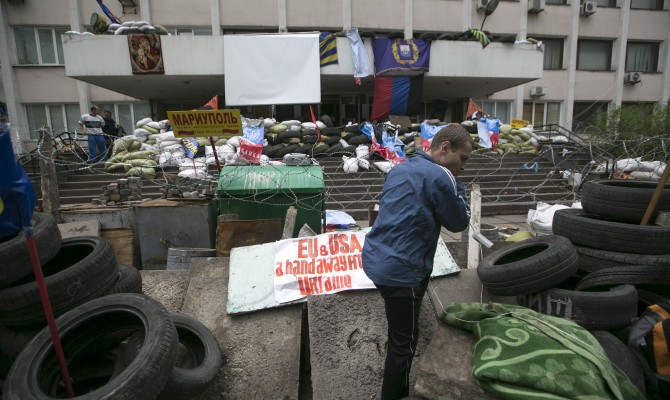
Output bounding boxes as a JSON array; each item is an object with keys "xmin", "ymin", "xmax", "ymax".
[
  {"xmin": 196, "ymin": 138, "xmax": 209, "ymax": 147},
  {"xmin": 215, "ymin": 138, "xmax": 227, "ymax": 146},
  {"xmin": 126, "ymin": 167, "xmax": 156, "ymax": 178},
  {"xmin": 140, "ymin": 125, "xmax": 159, "ymax": 135},
  {"xmin": 268, "ymin": 124, "xmax": 288, "ymax": 134},
  {"xmin": 124, "ymin": 159, "xmax": 157, "ymax": 171},
  {"xmin": 130, "ymin": 141, "xmax": 142, "ymax": 151},
  {"xmin": 128, "ymin": 150, "xmax": 157, "ymax": 160},
  {"xmin": 499, "ymin": 124, "xmax": 512, "ymax": 135},
  {"xmin": 105, "ymin": 162, "xmax": 127, "ymax": 172}
]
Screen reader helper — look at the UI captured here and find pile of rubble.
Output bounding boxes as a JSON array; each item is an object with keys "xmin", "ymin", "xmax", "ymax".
[{"xmin": 92, "ymin": 177, "xmax": 144, "ymax": 206}]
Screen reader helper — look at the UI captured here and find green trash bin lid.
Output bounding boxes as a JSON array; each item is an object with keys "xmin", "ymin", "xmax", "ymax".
[{"xmin": 217, "ymin": 165, "xmax": 324, "ymax": 196}]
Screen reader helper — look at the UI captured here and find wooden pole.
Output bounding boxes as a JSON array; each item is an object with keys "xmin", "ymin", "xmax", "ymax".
[
  {"xmin": 282, "ymin": 206, "xmax": 298, "ymax": 240},
  {"xmin": 38, "ymin": 127, "xmax": 61, "ymax": 223},
  {"xmin": 640, "ymin": 156, "xmax": 670, "ymax": 225},
  {"xmin": 467, "ymin": 184, "xmax": 482, "ymax": 269}
]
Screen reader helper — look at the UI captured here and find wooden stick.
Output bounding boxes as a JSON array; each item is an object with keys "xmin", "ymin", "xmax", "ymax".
[
  {"xmin": 282, "ymin": 206, "xmax": 298, "ymax": 239},
  {"xmin": 641, "ymin": 156, "xmax": 670, "ymax": 225},
  {"xmin": 467, "ymin": 184, "xmax": 482, "ymax": 269}
]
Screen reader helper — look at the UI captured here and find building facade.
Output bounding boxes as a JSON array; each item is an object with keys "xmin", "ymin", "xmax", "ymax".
[{"xmin": 0, "ymin": 0, "xmax": 668, "ymax": 152}]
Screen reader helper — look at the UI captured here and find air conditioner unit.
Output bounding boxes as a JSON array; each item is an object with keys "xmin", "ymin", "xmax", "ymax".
[
  {"xmin": 477, "ymin": 0, "xmax": 488, "ymax": 13},
  {"xmin": 581, "ymin": 1, "xmax": 597, "ymax": 16},
  {"xmin": 624, "ymin": 72, "xmax": 642, "ymax": 84},
  {"xmin": 530, "ymin": 86, "xmax": 546, "ymax": 97},
  {"xmin": 528, "ymin": 0, "xmax": 545, "ymax": 14}
]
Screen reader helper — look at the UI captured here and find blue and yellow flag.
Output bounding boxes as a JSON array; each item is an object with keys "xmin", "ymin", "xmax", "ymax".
[
  {"xmin": 470, "ymin": 29, "xmax": 491, "ymax": 49},
  {"xmin": 181, "ymin": 137, "xmax": 200, "ymax": 159},
  {"xmin": 319, "ymin": 32, "xmax": 338, "ymax": 67}
]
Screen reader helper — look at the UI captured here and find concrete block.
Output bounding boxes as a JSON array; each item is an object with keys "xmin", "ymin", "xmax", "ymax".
[
  {"xmin": 414, "ymin": 323, "xmax": 499, "ymax": 399},
  {"xmin": 140, "ymin": 270, "xmax": 190, "ymax": 312},
  {"xmin": 308, "ymin": 290, "xmax": 437, "ymax": 400},
  {"xmin": 181, "ymin": 257, "xmax": 302, "ymax": 400},
  {"xmin": 58, "ymin": 220, "xmax": 100, "ymax": 239}
]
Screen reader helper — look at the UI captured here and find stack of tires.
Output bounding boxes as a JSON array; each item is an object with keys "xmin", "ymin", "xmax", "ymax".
[
  {"xmin": 477, "ymin": 179, "xmax": 670, "ymax": 397},
  {"xmin": 0, "ymin": 213, "xmax": 222, "ymax": 399}
]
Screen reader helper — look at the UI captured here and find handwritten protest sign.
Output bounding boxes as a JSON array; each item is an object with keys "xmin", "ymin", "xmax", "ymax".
[{"xmin": 274, "ymin": 231, "xmax": 375, "ymax": 303}]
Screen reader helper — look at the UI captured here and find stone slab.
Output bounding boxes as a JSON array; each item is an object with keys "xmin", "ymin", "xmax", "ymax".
[
  {"xmin": 308, "ymin": 290, "xmax": 437, "ymax": 400},
  {"xmin": 139, "ymin": 270, "xmax": 190, "ymax": 312},
  {"xmin": 57, "ymin": 220, "xmax": 100, "ymax": 239},
  {"xmin": 182, "ymin": 257, "xmax": 302, "ymax": 400}
]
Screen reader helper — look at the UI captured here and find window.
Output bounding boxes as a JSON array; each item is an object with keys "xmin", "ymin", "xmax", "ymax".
[
  {"xmin": 15, "ymin": 27, "xmax": 68, "ymax": 65},
  {"xmin": 626, "ymin": 42, "xmax": 659, "ymax": 72},
  {"xmin": 594, "ymin": 0, "xmax": 616, "ymax": 6},
  {"xmin": 165, "ymin": 27, "xmax": 212, "ymax": 36},
  {"xmin": 631, "ymin": 0, "xmax": 663, "ymax": 9},
  {"xmin": 96, "ymin": 102, "xmax": 151, "ymax": 135},
  {"xmin": 475, "ymin": 101, "xmax": 512, "ymax": 123},
  {"xmin": 545, "ymin": 0, "xmax": 567, "ymax": 4},
  {"xmin": 577, "ymin": 40, "xmax": 612, "ymax": 71},
  {"xmin": 523, "ymin": 102, "xmax": 561, "ymax": 126},
  {"xmin": 572, "ymin": 101, "xmax": 609, "ymax": 132},
  {"xmin": 25, "ymin": 104, "xmax": 80, "ymax": 139},
  {"xmin": 542, "ymin": 39, "xmax": 564, "ymax": 70}
]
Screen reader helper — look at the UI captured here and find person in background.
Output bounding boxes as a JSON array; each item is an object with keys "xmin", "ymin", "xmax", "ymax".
[
  {"xmin": 79, "ymin": 106, "xmax": 106, "ymax": 164},
  {"xmin": 102, "ymin": 110, "xmax": 118, "ymax": 158},
  {"xmin": 362, "ymin": 124, "xmax": 474, "ymax": 400}
]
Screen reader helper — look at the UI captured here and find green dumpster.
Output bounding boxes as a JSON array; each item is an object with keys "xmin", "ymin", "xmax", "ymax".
[{"xmin": 217, "ymin": 165, "xmax": 324, "ymax": 237}]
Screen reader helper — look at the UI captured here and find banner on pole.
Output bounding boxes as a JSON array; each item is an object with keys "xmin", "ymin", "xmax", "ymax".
[{"xmin": 274, "ymin": 231, "xmax": 374, "ymax": 303}]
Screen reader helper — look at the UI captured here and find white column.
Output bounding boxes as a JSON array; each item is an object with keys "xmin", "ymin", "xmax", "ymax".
[
  {"xmin": 405, "ymin": 0, "xmax": 413, "ymax": 39},
  {"xmin": 278, "ymin": 0, "xmax": 287, "ymax": 32},
  {"xmin": 564, "ymin": 0, "xmax": 580, "ymax": 127},
  {"xmin": 69, "ymin": 0, "xmax": 90, "ymax": 117},
  {"xmin": 662, "ymin": 10, "xmax": 670, "ymax": 103},
  {"xmin": 463, "ymin": 0, "xmax": 472, "ymax": 31},
  {"xmin": 516, "ymin": 0, "xmax": 529, "ymax": 119},
  {"xmin": 139, "ymin": 0, "xmax": 151, "ymax": 23},
  {"xmin": 613, "ymin": 0, "xmax": 630, "ymax": 106},
  {"xmin": 210, "ymin": 0, "xmax": 221, "ymax": 36},
  {"xmin": 0, "ymin": 0, "xmax": 27, "ymax": 151},
  {"xmin": 343, "ymin": 0, "xmax": 352, "ymax": 30}
]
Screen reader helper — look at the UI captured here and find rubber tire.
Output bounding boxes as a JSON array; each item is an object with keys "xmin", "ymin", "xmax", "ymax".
[
  {"xmin": 104, "ymin": 264, "xmax": 143, "ymax": 295},
  {"xmin": 301, "ymin": 128, "xmax": 316, "ymax": 136},
  {"xmin": 321, "ymin": 127, "xmax": 341, "ymax": 136},
  {"xmin": 302, "ymin": 135, "xmax": 318, "ymax": 144},
  {"xmin": 517, "ymin": 284, "xmax": 638, "ymax": 330},
  {"xmin": 346, "ymin": 135, "xmax": 372, "ymax": 145},
  {"xmin": 552, "ymin": 209, "xmax": 670, "ymax": 255},
  {"xmin": 264, "ymin": 144, "xmax": 285, "ymax": 158},
  {"xmin": 576, "ymin": 246, "xmax": 670, "ymax": 273},
  {"xmin": 0, "ymin": 213, "xmax": 62, "ymax": 289},
  {"xmin": 320, "ymin": 115, "xmax": 334, "ymax": 128},
  {"xmin": 312, "ymin": 143, "xmax": 329, "ymax": 155},
  {"xmin": 281, "ymin": 137, "xmax": 301, "ymax": 145},
  {"xmin": 590, "ymin": 330, "xmax": 646, "ymax": 395},
  {"xmin": 341, "ymin": 145, "xmax": 357, "ymax": 155},
  {"xmin": 275, "ymin": 145, "xmax": 300, "ymax": 159},
  {"xmin": 295, "ymin": 144, "xmax": 313, "ymax": 154},
  {"xmin": 322, "ymin": 135, "xmax": 341, "ymax": 145},
  {"xmin": 477, "ymin": 235, "xmax": 578, "ymax": 296},
  {"xmin": 0, "ymin": 323, "xmax": 42, "ymax": 359},
  {"xmin": 343, "ymin": 125, "xmax": 362, "ymax": 134},
  {"xmin": 264, "ymin": 133, "xmax": 278, "ymax": 145},
  {"xmin": 326, "ymin": 143, "xmax": 344, "ymax": 154},
  {"xmin": 3, "ymin": 293, "xmax": 178, "ymax": 400},
  {"xmin": 157, "ymin": 312, "xmax": 222, "ymax": 400},
  {"xmin": 0, "ymin": 236, "xmax": 118, "ymax": 327},
  {"xmin": 278, "ymin": 130, "xmax": 301, "ymax": 140},
  {"xmin": 576, "ymin": 265, "xmax": 670, "ymax": 290},
  {"xmin": 581, "ymin": 179, "xmax": 670, "ymax": 224}
]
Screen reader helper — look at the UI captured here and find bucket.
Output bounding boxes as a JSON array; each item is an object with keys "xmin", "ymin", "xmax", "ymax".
[
  {"xmin": 461, "ymin": 223, "xmax": 499, "ymax": 242},
  {"xmin": 167, "ymin": 248, "xmax": 217, "ymax": 270},
  {"xmin": 368, "ymin": 204, "xmax": 379, "ymax": 227}
]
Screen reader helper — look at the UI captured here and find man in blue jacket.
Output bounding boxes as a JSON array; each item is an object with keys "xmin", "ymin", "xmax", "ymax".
[{"xmin": 362, "ymin": 124, "xmax": 473, "ymax": 400}]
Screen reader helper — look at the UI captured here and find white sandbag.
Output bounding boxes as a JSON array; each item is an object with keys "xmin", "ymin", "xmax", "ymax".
[
  {"xmin": 655, "ymin": 164, "xmax": 666, "ymax": 176},
  {"xmin": 519, "ymin": 126, "xmax": 534, "ymax": 135},
  {"xmin": 134, "ymin": 128, "xmax": 151, "ymax": 137},
  {"xmin": 358, "ymin": 158, "xmax": 370, "ymax": 170},
  {"xmin": 158, "ymin": 152, "xmax": 171, "ymax": 166},
  {"xmin": 616, "ymin": 157, "xmax": 642, "ymax": 172},
  {"xmin": 260, "ymin": 154, "xmax": 270, "ymax": 166},
  {"xmin": 373, "ymin": 161, "xmax": 393, "ymax": 174},
  {"xmin": 136, "ymin": 118, "xmax": 153, "ymax": 128},
  {"xmin": 527, "ymin": 202, "xmax": 570, "ymax": 236},
  {"xmin": 227, "ymin": 136, "xmax": 241, "ymax": 148},
  {"xmin": 269, "ymin": 160, "xmax": 284, "ymax": 166},
  {"xmin": 342, "ymin": 156, "xmax": 359, "ymax": 174},
  {"xmin": 149, "ymin": 132, "xmax": 175, "ymax": 141},
  {"xmin": 316, "ymin": 121, "xmax": 326, "ymax": 130},
  {"xmin": 340, "ymin": 139, "xmax": 349, "ymax": 148},
  {"xmin": 461, "ymin": 120, "xmax": 474, "ymax": 127},
  {"xmin": 638, "ymin": 160, "xmax": 663, "ymax": 172},
  {"xmin": 159, "ymin": 139, "xmax": 180, "ymax": 148},
  {"xmin": 288, "ymin": 125, "xmax": 301, "ymax": 133},
  {"xmin": 178, "ymin": 160, "xmax": 207, "ymax": 172},
  {"xmin": 178, "ymin": 169, "xmax": 209, "ymax": 179},
  {"xmin": 161, "ymin": 144, "xmax": 182, "ymax": 153},
  {"xmin": 629, "ymin": 171, "xmax": 658, "ymax": 180},
  {"xmin": 145, "ymin": 121, "xmax": 160, "ymax": 130},
  {"xmin": 301, "ymin": 122, "xmax": 317, "ymax": 130},
  {"xmin": 551, "ymin": 135, "xmax": 569, "ymax": 143},
  {"xmin": 280, "ymin": 120, "xmax": 301, "ymax": 126},
  {"xmin": 206, "ymin": 156, "xmax": 218, "ymax": 165},
  {"xmin": 355, "ymin": 145, "xmax": 370, "ymax": 159},
  {"xmin": 263, "ymin": 118, "xmax": 277, "ymax": 128},
  {"xmin": 139, "ymin": 143, "xmax": 158, "ymax": 152}
]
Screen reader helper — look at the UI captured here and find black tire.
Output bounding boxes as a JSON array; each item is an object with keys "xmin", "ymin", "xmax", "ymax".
[
  {"xmin": 278, "ymin": 130, "xmax": 302, "ymax": 140},
  {"xmin": 3, "ymin": 293, "xmax": 178, "ymax": 400},
  {"xmin": 576, "ymin": 265, "xmax": 670, "ymax": 290},
  {"xmin": 301, "ymin": 128, "xmax": 316, "ymax": 136},
  {"xmin": 341, "ymin": 145, "xmax": 357, "ymax": 155},
  {"xmin": 343, "ymin": 125, "xmax": 362, "ymax": 134},
  {"xmin": 320, "ymin": 115, "xmax": 334, "ymax": 128},
  {"xmin": 552, "ymin": 209, "xmax": 670, "ymax": 255},
  {"xmin": 275, "ymin": 145, "xmax": 300, "ymax": 159},
  {"xmin": 0, "ymin": 213, "xmax": 62, "ymax": 289},
  {"xmin": 341, "ymin": 130, "xmax": 364, "ymax": 139},
  {"xmin": 322, "ymin": 135, "xmax": 341, "ymax": 145},
  {"xmin": 281, "ymin": 137, "xmax": 301, "ymax": 145},
  {"xmin": 321, "ymin": 127, "xmax": 341, "ymax": 136},
  {"xmin": 0, "ymin": 237, "xmax": 118, "ymax": 327},
  {"xmin": 312, "ymin": 143, "xmax": 329, "ymax": 155},
  {"xmin": 477, "ymin": 235, "xmax": 578, "ymax": 296},
  {"xmin": 302, "ymin": 135, "xmax": 318, "ymax": 144},
  {"xmin": 517, "ymin": 284, "xmax": 638, "ymax": 330},
  {"xmin": 0, "ymin": 323, "xmax": 42, "ymax": 359},
  {"xmin": 419, "ymin": 32, "xmax": 437, "ymax": 41},
  {"xmin": 576, "ymin": 246, "xmax": 670, "ymax": 273},
  {"xmin": 264, "ymin": 144, "xmax": 285, "ymax": 158},
  {"xmin": 158, "ymin": 312, "xmax": 222, "ymax": 400},
  {"xmin": 295, "ymin": 144, "xmax": 313, "ymax": 154},
  {"xmin": 264, "ymin": 133, "xmax": 278, "ymax": 145},
  {"xmin": 637, "ymin": 289, "xmax": 669, "ymax": 316},
  {"xmin": 326, "ymin": 143, "xmax": 344, "ymax": 154},
  {"xmin": 346, "ymin": 135, "xmax": 372, "ymax": 145},
  {"xmin": 590, "ymin": 330, "xmax": 646, "ymax": 395},
  {"xmin": 581, "ymin": 180, "xmax": 670, "ymax": 224},
  {"xmin": 104, "ymin": 265, "xmax": 143, "ymax": 295}
]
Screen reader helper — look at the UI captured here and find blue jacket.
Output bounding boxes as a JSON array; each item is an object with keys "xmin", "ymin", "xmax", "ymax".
[{"xmin": 362, "ymin": 151, "xmax": 470, "ymax": 287}]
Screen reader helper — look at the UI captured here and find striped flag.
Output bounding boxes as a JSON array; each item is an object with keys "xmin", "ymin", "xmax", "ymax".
[
  {"xmin": 319, "ymin": 32, "xmax": 338, "ymax": 67},
  {"xmin": 470, "ymin": 29, "xmax": 491, "ymax": 49},
  {"xmin": 96, "ymin": 0, "xmax": 122, "ymax": 25},
  {"xmin": 370, "ymin": 76, "xmax": 423, "ymax": 121}
]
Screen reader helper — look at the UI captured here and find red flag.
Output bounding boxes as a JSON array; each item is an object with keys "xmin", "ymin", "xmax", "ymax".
[
  {"xmin": 309, "ymin": 105, "xmax": 321, "ymax": 143},
  {"xmin": 466, "ymin": 99, "xmax": 485, "ymax": 120},
  {"xmin": 197, "ymin": 95, "xmax": 219, "ymax": 110}
]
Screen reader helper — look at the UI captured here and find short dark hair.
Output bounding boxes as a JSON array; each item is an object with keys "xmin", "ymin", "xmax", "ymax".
[
  {"xmin": 90, "ymin": 106, "xmax": 99, "ymax": 112},
  {"xmin": 429, "ymin": 124, "xmax": 474, "ymax": 151},
  {"xmin": 103, "ymin": 110, "xmax": 112, "ymax": 114}
]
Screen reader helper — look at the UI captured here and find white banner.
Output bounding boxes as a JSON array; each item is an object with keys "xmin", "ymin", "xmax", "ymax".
[{"xmin": 274, "ymin": 231, "xmax": 375, "ymax": 303}]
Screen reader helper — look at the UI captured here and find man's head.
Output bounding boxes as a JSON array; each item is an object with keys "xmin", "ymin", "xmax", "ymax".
[
  {"xmin": 426, "ymin": 124, "xmax": 474, "ymax": 177},
  {"xmin": 90, "ymin": 106, "xmax": 99, "ymax": 116},
  {"xmin": 103, "ymin": 110, "xmax": 112, "ymax": 119}
]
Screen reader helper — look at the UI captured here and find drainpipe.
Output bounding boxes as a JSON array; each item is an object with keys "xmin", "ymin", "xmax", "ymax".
[
  {"xmin": 613, "ymin": 0, "xmax": 630, "ymax": 107},
  {"xmin": 564, "ymin": 0, "xmax": 581, "ymax": 128},
  {"xmin": 516, "ymin": 0, "xmax": 529, "ymax": 120}
]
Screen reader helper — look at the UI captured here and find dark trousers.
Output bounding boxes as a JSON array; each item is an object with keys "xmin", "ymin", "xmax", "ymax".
[{"xmin": 375, "ymin": 275, "xmax": 430, "ymax": 400}]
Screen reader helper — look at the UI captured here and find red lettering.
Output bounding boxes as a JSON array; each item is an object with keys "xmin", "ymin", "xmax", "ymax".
[
  {"xmin": 344, "ymin": 274, "xmax": 352, "ymax": 288},
  {"xmin": 298, "ymin": 277, "xmax": 310, "ymax": 295},
  {"xmin": 298, "ymin": 239, "xmax": 308, "ymax": 258},
  {"xmin": 323, "ymin": 258, "xmax": 334, "ymax": 274},
  {"xmin": 308, "ymin": 277, "xmax": 320, "ymax": 295},
  {"xmin": 347, "ymin": 255, "xmax": 358, "ymax": 270},
  {"xmin": 338, "ymin": 234, "xmax": 349, "ymax": 253},
  {"xmin": 349, "ymin": 234, "xmax": 362, "ymax": 253},
  {"xmin": 231, "ymin": 115, "xmax": 238, "ymax": 124},
  {"xmin": 217, "ymin": 113, "xmax": 225, "ymax": 124},
  {"xmin": 187, "ymin": 114, "xmax": 195, "ymax": 124},
  {"xmin": 339, "ymin": 255, "xmax": 347, "ymax": 271},
  {"xmin": 324, "ymin": 277, "xmax": 333, "ymax": 291},
  {"xmin": 328, "ymin": 235, "xmax": 339, "ymax": 255},
  {"xmin": 275, "ymin": 262, "xmax": 283, "ymax": 277}
]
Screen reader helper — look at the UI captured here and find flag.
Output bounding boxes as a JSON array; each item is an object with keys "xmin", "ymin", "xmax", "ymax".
[
  {"xmin": 470, "ymin": 29, "xmax": 491, "ymax": 49},
  {"xmin": 370, "ymin": 76, "xmax": 423, "ymax": 121},
  {"xmin": 466, "ymin": 99, "xmax": 486, "ymax": 120},
  {"xmin": 181, "ymin": 137, "xmax": 200, "ymax": 159},
  {"xmin": 372, "ymin": 38, "xmax": 430, "ymax": 76},
  {"xmin": 346, "ymin": 28, "xmax": 373, "ymax": 78},
  {"xmin": 197, "ymin": 95, "xmax": 219, "ymax": 110},
  {"xmin": 319, "ymin": 32, "xmax": 338, "ymax": 67},
  {"xmin": 96, "ymin": 0, "xmax": 122, "ymax": 25},
  {"xmin": 0, "ymin": 129, "xmax": 35, "ymax": 239}
]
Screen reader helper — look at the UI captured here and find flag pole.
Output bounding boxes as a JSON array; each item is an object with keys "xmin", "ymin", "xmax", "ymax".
[{"xmin": 210, "ymin": 137, "xmax": 222, "ymax": 173}]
